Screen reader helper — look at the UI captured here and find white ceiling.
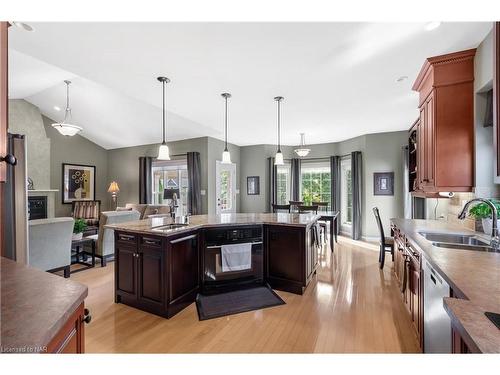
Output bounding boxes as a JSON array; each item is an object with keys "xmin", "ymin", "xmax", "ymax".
[{"xmin": 8, "ymin": 22, "xmax": 492, "ymax": 149}]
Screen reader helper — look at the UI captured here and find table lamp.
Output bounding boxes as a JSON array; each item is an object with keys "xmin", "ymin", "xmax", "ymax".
[{"xmin": 108, "ymin": 181, "xmax": 120, "ymax": 209}]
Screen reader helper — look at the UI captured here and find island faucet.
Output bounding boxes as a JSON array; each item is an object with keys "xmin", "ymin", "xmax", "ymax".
[{"xmin": 458, "ymin": 198, "xmax": 499, "ymax": 251}]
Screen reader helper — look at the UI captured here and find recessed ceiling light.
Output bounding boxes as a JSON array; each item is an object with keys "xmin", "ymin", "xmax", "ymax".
[
  {"xmin": 53, "ymin": 105, "xmax": 61, "ymax": 111},
  {"xmin": 424, "ymin": 22, "xmax": 441, "ymax": 31},
  {"xmin": 396, "ymin": 76, "xmax": 408, "ymax": 83},
  {"xmin": 10, "ymin": 22, "xmax": 34, "ymax": 32}
]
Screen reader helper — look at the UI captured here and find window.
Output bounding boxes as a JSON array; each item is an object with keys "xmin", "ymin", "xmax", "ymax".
[
  {"xmin": 300, "ymin": 161, "xmax": 331, "ymax": 206},
  {"xmin": 276, "ymin": 163, "xmax": 291, "ymax": 205},
  {"xmin": 152, "ymin": 159, "xmax": 189, "ymax": 215},
  {"xmin": 341, "ymin": 157, "xmax": 352, "ymax": 227}
]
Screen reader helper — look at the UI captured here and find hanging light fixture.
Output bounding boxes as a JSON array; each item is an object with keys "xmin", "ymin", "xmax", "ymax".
[
  {"xmin": 294, "ymin": 133, "xmax": 311, "ymax": 157},
  {"xmin": 221, "ymin": 93, "xmax": 232, "ymax": 164},
  {"xmin": 274, "ymin": 96, "xmax": 284, "ymax": 165},
  {"xmin": 51, "ymin": 80, "xmax": 83, "ymax": 136},
  {"xmin": 157, "ymin": 76, "xmax": 171, "ymax": 160}
]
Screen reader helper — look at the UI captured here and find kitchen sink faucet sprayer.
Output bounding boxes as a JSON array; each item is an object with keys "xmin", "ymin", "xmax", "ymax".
[{"xmin": 458, "ymin": 198, "xmax": 499, "ymax": 251}]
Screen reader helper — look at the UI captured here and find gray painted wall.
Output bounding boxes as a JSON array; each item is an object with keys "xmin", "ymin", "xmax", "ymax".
[{"xmin": 8, "ymin": 100, "xmax": 51, "ymax": 189}]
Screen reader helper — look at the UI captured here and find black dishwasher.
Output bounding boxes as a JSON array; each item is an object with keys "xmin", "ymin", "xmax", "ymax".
[{"xmin": 202, "ymin": 225, "xmax": 263, "ymax": 294}]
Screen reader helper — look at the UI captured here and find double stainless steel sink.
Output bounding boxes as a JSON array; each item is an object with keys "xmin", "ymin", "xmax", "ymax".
[
  {"xmin": 152, "ymin": 223, "xmax": 190, "ymax": 232},
  {"xmin": 418, "ymin": 231, "xmax": 497, "ymax": 253}
]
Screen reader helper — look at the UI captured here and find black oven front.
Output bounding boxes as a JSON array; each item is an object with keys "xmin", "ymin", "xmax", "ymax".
[{"xmin": 202, "ymin": 225, "xmax": 263, "ymax": 294}]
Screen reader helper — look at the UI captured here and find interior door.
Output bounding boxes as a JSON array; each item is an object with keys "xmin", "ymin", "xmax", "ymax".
[
  {"xmin": 0, "ymin": 22, "xmax": 9, "ymax": 257},
  {"xmin": 215, "ymin": 161, "xmax": 236, "ymax": 214}
]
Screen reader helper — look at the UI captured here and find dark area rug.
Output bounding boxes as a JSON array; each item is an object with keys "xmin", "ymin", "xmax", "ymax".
[{"xmin": 196, "ymin": 285, "xmax": 285, "ymax": 321}]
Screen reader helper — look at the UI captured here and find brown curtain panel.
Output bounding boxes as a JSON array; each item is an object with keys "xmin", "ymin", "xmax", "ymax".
[
  {"xmin": 139, "ymin": 156, "xmax": 153, "ymax": 204},
  {"xmin": 290, "ymin": 158, "xmax": 301, "ymax": 201},
  {"xmin": 187, "ymin": 151, "xmax": 202, "ymax": 215}
]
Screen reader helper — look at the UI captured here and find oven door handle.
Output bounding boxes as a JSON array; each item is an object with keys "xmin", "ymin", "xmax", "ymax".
[
  {"xmin": 205, "ymin": 241, "xmax": 262, "ymax": 249},
  {"xmin": 170, "ymin": 234, "xmax": 197, "ymax": 244}
]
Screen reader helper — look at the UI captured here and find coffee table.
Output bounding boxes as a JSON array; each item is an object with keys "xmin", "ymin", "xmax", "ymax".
[{"xmin": 71, "ymin": 237, "xmax": 96, "ymax": 274}]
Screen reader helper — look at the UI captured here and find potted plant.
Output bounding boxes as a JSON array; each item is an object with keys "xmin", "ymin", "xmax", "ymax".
[
  {"xmin": 73, "ymin": 218, "xmax": 87, "ymax": 241},
  {"xmin": 468, "ymin": 199, "xmax": 500, "ymax": 235}
]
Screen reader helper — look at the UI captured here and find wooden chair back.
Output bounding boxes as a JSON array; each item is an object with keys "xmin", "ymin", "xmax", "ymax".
[
  {"xmin": 272, "ymin": 204, "xmax": 291, "ymax": 213},
  {"xmin": 313, "ymin": 202, "xmax": 329, "ymax": 211},
  {"xmin": 289, "ymin": 200, "xmax": 303, "ymax": 213},
  {"xmin": 298, "ymin": 205, "xmax": 319, "ymax": 214}
]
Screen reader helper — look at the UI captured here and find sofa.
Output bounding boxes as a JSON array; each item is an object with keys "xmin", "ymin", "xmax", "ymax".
[
  {"xmin": 121, "ymin": 203, "xmax": 171, "ymax": 219},
  {"xmin": 87, "ymin": 210, "xmax": 141, "ymax": 266},
  {"xmin": 28, "ymin": 217, "xmax": 74, "ymax": 278}
]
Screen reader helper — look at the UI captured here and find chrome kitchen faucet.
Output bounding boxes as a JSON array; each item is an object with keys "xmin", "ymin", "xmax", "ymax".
[{"xmin": 458, "ymin": 198, "xmax": 500, "ymax": 252}]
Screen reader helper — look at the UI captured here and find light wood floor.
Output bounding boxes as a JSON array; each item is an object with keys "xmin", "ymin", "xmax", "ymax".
[{"xmin": 70, "ymin": 236, "xmax": 420, "ymax": 353}]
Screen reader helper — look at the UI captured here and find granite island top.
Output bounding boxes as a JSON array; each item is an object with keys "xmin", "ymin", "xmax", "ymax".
[
  {"xmin": 106, "ymin": 213, "xmax": 321, "ymax": 237},
  {"xmin": 391, "ymin": 218, "xmax": 500, "ymax": 353},
  {"xmin": 1, "ymin": 257, "xmax": 88, "ymax": 353}
]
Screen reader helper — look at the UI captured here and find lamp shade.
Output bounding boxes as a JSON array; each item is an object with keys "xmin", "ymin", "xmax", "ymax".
[
  {"xmin": 164, "ymin": 188, "xmax": 180, "ymax": 200},
  {"xmin": 51, "ymin": 122, "xmax": 83, "ymax": 136},
  {"xmin": 157, "ymin": 143, "xmax": 170, "ymax": 160},
  {"xmin": 107, "ymin": 181, "xmax": 120, "ymax": 193},
  {"xmin": 274, "ymin": 150, "xmax": 284, "ymax": 165},
  {"xmin": 221, "ymin": 150, "xmax": 232, "ymax": 164}
]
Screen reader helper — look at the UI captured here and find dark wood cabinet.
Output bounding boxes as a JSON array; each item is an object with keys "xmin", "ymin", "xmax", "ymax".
[
  {"xmin": 114, "ymin": 230, "xmax": 199, "ymax": 319},
  {"xmin": 167, "ymin": 232, "xmax": 200, "ymax": 317},
  {"xmin": 47, "ymin": 303, "xmax": 86, "ymax": 353},
  {"xmin": 411, "ymin": 49, "xmax": 475, "ymax": 193},
  {"xmin": 265, "ymin": 224, "xmax": 317, "ymax": 295}
]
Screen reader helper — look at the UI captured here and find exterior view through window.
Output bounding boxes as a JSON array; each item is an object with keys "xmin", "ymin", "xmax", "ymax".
[
  {"xmin": 300, "ymin": 161, "xmax": 331, "ymax": 206},
  {"xmin": 276, "ymin": 163, "xmax": 291, "ymax": 205},
  {"xmin": 152, "ymin": 159, "xmax": 189, "ymax": 215}
]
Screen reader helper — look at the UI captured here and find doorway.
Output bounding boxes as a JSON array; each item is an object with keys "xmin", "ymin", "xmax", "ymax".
[{"xmin": 215, "ymin": 161, "xmax": 236, "ymax": 214}]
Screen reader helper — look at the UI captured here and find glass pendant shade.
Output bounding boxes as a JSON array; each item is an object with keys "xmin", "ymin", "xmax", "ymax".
[
  {"xmin": 274, "ymin": 150, "xmax": 284, "ymax": 165},
  {"xmin": 51, "ymin": 80, "xmax": 83, "ymax": 136},
  {"xmin": 157, "ymin": 143, "xmax": 170, "ymax": 160},
  {"xmin": 294, "ymin": 133, "xmax": 311, "ymax": 157},
  {"xmin": 222, "ymin": 149, "xmax": 232, "ymax": 164}
]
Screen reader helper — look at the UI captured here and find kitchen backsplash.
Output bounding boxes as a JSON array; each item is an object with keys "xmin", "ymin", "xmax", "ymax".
[{"xmin": 446, "ymin": 192, "xmax": 476, "ymax": 230}]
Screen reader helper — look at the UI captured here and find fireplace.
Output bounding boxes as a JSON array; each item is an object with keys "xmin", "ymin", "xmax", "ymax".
[{"xmin": 28, "ymin": 196, "xmax": 48, "ymax": 220}]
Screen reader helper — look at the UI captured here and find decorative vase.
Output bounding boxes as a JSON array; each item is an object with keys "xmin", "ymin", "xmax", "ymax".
[
  {"xmin": 481, "ymin": 218, "xmax": 500, "ymax": 235},
  {"xmin": 72, "ymin": 232, "xmax": 83, "ymax": 241}
]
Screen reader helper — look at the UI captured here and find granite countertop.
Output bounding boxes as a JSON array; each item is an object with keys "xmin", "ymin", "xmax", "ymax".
[
  {"xmin": 391, "ymin": 218, "xmax": 500, "ymax": 353},
  {"xmin": 106, "ymin": 212, "xmax": 321, "ymax": 237},
  {"xmin": 1, "ymin": 257, "xmax": 88, "ymax": 353}
]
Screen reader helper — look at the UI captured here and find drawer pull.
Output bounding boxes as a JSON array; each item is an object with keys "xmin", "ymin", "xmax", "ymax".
[
  {"xmin": 143, "ymin": 238, "xmax": 161, "ymax": 245},
  {"xmin": 119, "ymin": 234, "xmax": 135, "ymax": 241},
  {"xmin": 170, "ymin": 234, "xmax": 197, "ymax": 244}
]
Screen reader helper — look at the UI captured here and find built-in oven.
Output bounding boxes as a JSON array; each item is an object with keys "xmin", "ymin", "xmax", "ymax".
[{"xmin": 202, "ymin": 225, "xmax": 263, "ymax": 294}]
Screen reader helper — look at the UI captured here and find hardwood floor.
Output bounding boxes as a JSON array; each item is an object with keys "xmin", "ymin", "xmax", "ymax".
[{"xmin": 70, "ymin": 236, "xmax": 420, "ymax": 353}]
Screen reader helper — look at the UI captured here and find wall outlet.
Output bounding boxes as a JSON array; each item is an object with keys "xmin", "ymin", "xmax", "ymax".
[{"xmin": 201, "ymin": 190, "xmax": 206, "ymax": 196}]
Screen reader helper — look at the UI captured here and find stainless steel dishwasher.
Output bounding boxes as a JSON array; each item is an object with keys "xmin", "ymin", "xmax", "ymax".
[{"xmin": 423, "ymin": 258, "xmax": 452, "ymax": 353}]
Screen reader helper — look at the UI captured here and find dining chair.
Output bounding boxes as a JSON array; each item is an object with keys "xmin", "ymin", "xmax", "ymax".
[
  {"xmin": 272, "ymin": 204, "xmax": 291, "ymax": 213},
  {"xmin": 298, "ymin": 205, "xmax": 319, "ymax": 214},
  {"xmin": 373, "ymin": 207, "xmax": 394, "ymax": 269},
  {"xmin": 289, "ymin": 200, "xmax": 303, "ymax": 213}
]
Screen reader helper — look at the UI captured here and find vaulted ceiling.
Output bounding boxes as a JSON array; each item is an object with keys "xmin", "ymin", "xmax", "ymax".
[{"xmin": 8, "ymin": 22, "xmax": 492, "ymax": 149}]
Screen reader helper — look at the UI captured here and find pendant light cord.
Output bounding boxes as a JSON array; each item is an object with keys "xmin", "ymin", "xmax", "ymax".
[
  {"xmin": 63, "ymin": 80, "xmax": 71, "ymax": 124},
  {"xmin": 162, "ymin": 80, "xmax": 166, "ymax": 144},
  {"xmin": 224, "ymin": 95, "xmax": 228, "ymax": 151},
  {"xmin": 276, "ymin": 98, "xmax": 282, "ymax": 152}
]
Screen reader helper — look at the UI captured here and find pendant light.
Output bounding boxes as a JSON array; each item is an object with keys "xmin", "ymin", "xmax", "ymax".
[
  {"xmin": 51, "ymin": 80, "xmax": 83, "ymax": 136},
  {"xmin": 294, "ymin": 133, "xmax": 311, "ymax": 157},
  {"xmin": 274, "ymin": 96, "xmax": 284, "ymax": 165},
  {"xmin": 157, "ymin": 76, "xmax": 171, "ymax": 160},
  {"xmin": 221, "ymin": 93, "xmax": 232, "ymax": 164}
]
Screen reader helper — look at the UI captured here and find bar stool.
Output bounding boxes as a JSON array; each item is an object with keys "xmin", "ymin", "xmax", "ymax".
[{"xmin": 373, "ymin": 207, "xmax": 394, "ymax": 269}]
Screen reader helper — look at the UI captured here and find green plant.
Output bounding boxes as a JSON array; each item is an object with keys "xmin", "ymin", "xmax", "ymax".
[
  {"xmin": 73, "ymin": 218, "xmax": 87, "ymax": 234},
  {"xmin": 468, "ymin": 200, "xmax": 500, "ymax": 220}
]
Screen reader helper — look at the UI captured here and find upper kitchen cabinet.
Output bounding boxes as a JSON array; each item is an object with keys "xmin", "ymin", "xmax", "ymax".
[
  {"xmin": 411, "ymin": 49, "xmax": 476, "ymax": 193},
  {"xmin": 494, "ymin": 22, "xmax": 500, "ymax": 184}
]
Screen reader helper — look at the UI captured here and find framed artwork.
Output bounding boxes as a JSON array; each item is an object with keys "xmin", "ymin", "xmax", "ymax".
[
  {"xmin": 374, "ymin": 172, "xmax": 394, "ymax": 196},
  {"xmin": 62, "ymin": 163, "xmax": 96, "ymax": 204},
  {"xmin": 247, "ymin": 176, "xmax": 260, "ymax": 195}
]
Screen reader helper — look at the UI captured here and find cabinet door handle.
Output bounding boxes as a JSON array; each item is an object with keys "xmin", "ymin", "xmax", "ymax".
[
  {"xmin": 83, "ymin": 308, "xmax": 92, "ymax": 324},
  {"xmin": 143, "ymin": 239, "xmax": 160, "ymax": 245},
  {"xmin": 170, "ymin": 234, "xmax": 197, "ymax": 244},
  {"xmin": 401, "ymin": 255, "xmax": 410, "ymax": 293},
  {"xmin": 0, "ymin": 154, "xmax": 17, "ymax": 166},
  {"xmin": 119, "ymin": 234, "xmax": 135, "ymax": 241}
]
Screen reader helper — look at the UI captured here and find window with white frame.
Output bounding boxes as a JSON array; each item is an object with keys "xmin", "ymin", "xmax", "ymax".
[
  {"xmin": 276, "ymin": 163, "xmax": 291, "ymax": 205},
  {"xmin": 300, "ymin": 160, "xmax": 331, "ymax": 206},
  {"xmin": 341, "ymin": 157, "xmax": 352, "ymax": 227},
  {"xmin": 152, "ymin": 159, "xmax": 189, "ymax": 215}
]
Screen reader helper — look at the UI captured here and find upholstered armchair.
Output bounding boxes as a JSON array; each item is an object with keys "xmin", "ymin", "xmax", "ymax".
[
  {"xmin": 72, "ymin": 200, "xmax": 101, "ymax": 232},
  {"xmin": 87, "ymin": 210, "xmax": 141, "ymax": 266},
  {"xmin": 28, "ymin": 217, "xmax": 74, "ymax": 278}
]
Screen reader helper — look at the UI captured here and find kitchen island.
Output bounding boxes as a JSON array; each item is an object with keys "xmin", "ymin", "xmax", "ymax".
[
  {"xmin": 391, "ymin": 219, "xmax": 500, "ymax": 354},
  {"xmin": 107, "ymin": 213, "xmax": 321, "ymax": 319}
]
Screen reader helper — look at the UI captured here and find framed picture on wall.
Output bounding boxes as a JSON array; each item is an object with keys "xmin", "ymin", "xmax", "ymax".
[
  {"xmin": 247, "ymin": 176, "xmax": 260, "ymax": 195},
  {"xmin": 62, "ymin": 163, "xmax": 96, "ymax": 204},
  {"xmin": 374, "ymin": 172, "xmax": 394, "ymax": 196}
]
